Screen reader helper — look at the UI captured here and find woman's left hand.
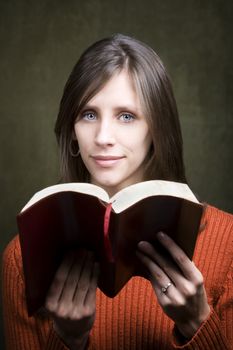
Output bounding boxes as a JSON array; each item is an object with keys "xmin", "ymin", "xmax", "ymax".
[{"xmin": 136, "ymin": 232, "xmax": 210, "ymax": 340}]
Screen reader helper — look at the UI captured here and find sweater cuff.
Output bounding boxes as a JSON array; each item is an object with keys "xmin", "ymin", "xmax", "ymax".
[
  {"xmin": 46, "ymin": 327, "xmax": 70, "ymax": 350},
  {"xmin": 171, "ymin": 307, "xmax": 230, "ymax": 349},
  {"xmin": 46, "ymin": 327, "xmax": 92, "ymax": 350}
]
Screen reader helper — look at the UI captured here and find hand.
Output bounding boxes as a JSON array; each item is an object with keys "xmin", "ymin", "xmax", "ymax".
[
  {"xmin": 136, "ymin": 232, "xmax": 210, "ymax": 340},
  {"xmin": 45, "ymin": 249, "xmax": 99, "ymax": 349}
]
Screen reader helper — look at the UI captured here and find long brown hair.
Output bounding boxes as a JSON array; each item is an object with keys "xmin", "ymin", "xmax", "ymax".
[{"xmin": 55, "ymin": 34, "xmax": 186, "ymax": 183}]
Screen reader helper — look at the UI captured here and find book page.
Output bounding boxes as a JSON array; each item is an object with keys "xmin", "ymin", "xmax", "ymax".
[
  {"xmin": 110, "ymin": 180, "xmax": 200, "ymax": 213},
  {"xmin": 21, "ymin": 183, "xmax": 110, "ymax": 212}
]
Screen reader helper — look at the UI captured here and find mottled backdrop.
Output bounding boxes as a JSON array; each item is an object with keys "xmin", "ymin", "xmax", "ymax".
[{"xmin": 0, "ymin": 0, "xmax": 232, "ymax": 347}]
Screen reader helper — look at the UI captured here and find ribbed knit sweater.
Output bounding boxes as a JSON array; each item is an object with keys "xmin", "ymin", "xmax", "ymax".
[{"xmin": 2, "ymin": 205, "xmax": 233, "ymax": 349}]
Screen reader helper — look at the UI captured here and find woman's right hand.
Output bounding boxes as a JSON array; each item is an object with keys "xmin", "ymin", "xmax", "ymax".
[{"xmin": 45, "ymin": 249, "xmax": 99, "ymax": 350}]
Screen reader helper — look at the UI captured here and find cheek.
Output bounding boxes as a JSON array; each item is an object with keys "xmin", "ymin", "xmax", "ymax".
[
  {"xmin": 126, "ymin": 133, "xmax": 152, "ymax": 163},
  {"xmin": 138, "ymin": 135, "xmax": 152, "ymax": 163},
  {"xmin": 144, "ymin": 134, "xmax": 153, "ymax": 152},
  {"xmin": 74, "ymin": 126, "xmax": 89, "ymax": 147},
  {"xmin": 137, "ymin": 129, "xmax": 152, "ymax": 153}
]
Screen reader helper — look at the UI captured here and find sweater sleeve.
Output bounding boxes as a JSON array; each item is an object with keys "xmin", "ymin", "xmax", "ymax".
[
  {"xmin": 2, "ymin": 236, "xmax": 92, "ymax": 350},
  {"xmin": 171, "ymin": 251, "xmax": 233, "ymax": 349}
]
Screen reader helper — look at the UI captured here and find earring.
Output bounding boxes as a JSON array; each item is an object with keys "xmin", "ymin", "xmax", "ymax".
[{"xmin": 69, "ymin": 140, "xmax": 80, "ymax": 157}]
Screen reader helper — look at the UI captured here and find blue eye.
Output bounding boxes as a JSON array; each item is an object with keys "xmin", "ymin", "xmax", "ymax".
[
  {"xmin": 119, "ymin": 113, "xmax": 135, "ymax": 122},
  {"xmin": 82, "ymin": 112, "xmax": 96, "ymax": 121}
]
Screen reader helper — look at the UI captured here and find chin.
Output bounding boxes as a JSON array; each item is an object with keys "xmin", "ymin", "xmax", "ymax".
[
  {"xmin": 99, "ymin": 181, "xmax": 119, "ymax": 189},
  {"xmin": 94, "ymin": 178, "xmax": 121, "ymax": 191}
]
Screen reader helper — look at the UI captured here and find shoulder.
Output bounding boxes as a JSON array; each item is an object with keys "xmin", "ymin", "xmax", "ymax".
[
  {"xmin": 2, "ymin": 235, "xmax": 23, "ymax": 279},
  {"xmin": 204, "ymin": 204, "xmax": 233, "ymax": 226},
  {"xmin": 203, "ymin": 205, "xmax": 233, "ymax": 246},
  {"xmin": 194, "ymin": 205, "xmax": 233, "ymax": 293},
  {"xmin": 197, "ymin": 204, "xmax": 233, "ymax": 254}
]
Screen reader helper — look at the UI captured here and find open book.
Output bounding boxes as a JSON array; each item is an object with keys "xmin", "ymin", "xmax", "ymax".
[{"xmin": 17, "ymin": 180, "xmax": 203, "ymax": 316}]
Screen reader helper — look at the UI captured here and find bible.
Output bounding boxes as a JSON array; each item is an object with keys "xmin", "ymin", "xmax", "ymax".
[{"xmin": 17, "ymin": 180, "xmax": 203, "ymax": 316}]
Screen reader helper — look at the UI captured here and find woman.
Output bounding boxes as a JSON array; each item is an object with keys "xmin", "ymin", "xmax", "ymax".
[{"xmin": 2, "ymin": 34, "xmax": 233, "ymax": 349}]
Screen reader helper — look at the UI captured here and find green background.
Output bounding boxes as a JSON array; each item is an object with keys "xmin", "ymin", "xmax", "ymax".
[{"xmin": 0, "ymin": 0, "xmax": 232, "ymax": 347}]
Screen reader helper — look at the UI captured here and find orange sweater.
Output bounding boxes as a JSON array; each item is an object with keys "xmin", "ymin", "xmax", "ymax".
[{"xmin": 2, "ymin": 205, "xmax": 233, "ymax": 349}]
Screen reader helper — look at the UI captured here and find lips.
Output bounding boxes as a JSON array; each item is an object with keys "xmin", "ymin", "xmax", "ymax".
[
  {"xmin": 92, "ymin": 155, "xmax": 124, "ymax": 160},
  {"xmin": 91, "ymin": 155, "xmax": 125, "ymax": 167}
]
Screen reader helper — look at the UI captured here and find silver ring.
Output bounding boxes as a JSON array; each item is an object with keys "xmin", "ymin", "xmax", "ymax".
[{"xmin": 161, "ymin": 282, "xmax": 172, "ymax": 294}]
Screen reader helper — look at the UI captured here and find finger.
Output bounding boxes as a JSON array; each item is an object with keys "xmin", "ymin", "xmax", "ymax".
[
  {"xmin": 84, "ymin": 262, "xmax": 99, "ymax": 308},
  {"xmin": 138, "ymin": 240, "xmax": 204, "ymax": 303},
  {"xmin": 138, "ymin": 241, "xmax": 196, "ymax": 295},
  {"xmin": 138, "ymin": 240, "xmax": 184, "ymax": 281},
  {"xmin": 136, "ymin": 249, "xmax": 175, "ymax": 293},
  {"xmin": 136, "ymin": 248, "xmax": 169, "ymax": 286},
  {"xmin": 45, "ymin": 251, "xmax": 76, "ymax": 311},
  {"xmin": 156, "ymin": 232, "xmax": 202, "ymax": 284},
  {"xmin": 137, "ymin": 248, "xmax": 189, "ymax": 305},
  {"xmin": 58, "ymin": 249, "xmax": 87, "ymax": 305},
  {"xmin": 73, "ymin": 251, "xmax": 95, "ymax": 306},
  {"xmin": 136, "ymin": 250, "xmax": 184, "ymax": 305}
]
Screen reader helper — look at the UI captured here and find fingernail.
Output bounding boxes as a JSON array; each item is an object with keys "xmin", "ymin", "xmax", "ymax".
[
  {"xmin": 157, "ymin": 231, "xmax": 165, "ymax": 239},
  {"xmin": 138, "ymin": 241, "xmax": 147, "ymax": 248}
]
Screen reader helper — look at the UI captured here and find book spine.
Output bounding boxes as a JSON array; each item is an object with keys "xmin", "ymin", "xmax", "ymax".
[{"xmin": 104, "ymin": 203, "xmax": 114, "ymax": 262}]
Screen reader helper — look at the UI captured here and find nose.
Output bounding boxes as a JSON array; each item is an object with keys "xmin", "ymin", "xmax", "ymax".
[{"xmin": 95, "ymin": 119, "xmax": 115, "ymax": 146}]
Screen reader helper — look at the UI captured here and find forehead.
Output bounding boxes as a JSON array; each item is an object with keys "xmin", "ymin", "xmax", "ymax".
[{"xmin": 86, "ymin": 70, "xmax": 141, "ymax": 109}]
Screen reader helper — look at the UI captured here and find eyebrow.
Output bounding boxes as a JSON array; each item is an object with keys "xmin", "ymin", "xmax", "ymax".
[{"xmin": 81, "ymin": 104, "xmax": 140, "ymax": 115}]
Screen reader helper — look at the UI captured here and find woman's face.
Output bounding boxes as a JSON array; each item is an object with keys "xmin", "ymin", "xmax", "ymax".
[{"xmin": 74, "ymin": 70, "xmax": 152, "ymax": 196}]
